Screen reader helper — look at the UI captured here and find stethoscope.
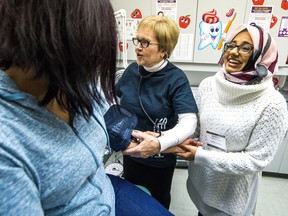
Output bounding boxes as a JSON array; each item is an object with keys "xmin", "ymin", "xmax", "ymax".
[
  {"xmin": 137, "ymin": 60, "xmax": 168, "ymax": 135},
  {"xmin": 136, "ymin": 68, "xmax": 161, "ymax": 159}
]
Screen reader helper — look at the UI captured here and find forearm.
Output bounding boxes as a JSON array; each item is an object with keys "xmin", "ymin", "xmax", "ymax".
[{"xmin": 158, "ymin": 113, "xmax": 197, "ymax": 152}]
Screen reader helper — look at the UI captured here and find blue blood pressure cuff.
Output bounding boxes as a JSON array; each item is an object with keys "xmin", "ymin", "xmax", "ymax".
[{"xmin": 104, "ymin": 104, "xmax": 138, "ymax": 152}]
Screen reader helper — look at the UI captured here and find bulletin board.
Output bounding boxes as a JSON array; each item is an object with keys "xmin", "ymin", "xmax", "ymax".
[{"xmin": 111, "ymin": 0, "xmax": 288, "ymax": 67}]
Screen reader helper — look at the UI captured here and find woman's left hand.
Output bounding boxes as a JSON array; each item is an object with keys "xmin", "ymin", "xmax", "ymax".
[
  {"xmin": 175, "ymin": 138, "xmax": 203, "ymax": 161},
  {"xmin": 122, "ymin": 130, "xmax": 161, "ymax": 158}
]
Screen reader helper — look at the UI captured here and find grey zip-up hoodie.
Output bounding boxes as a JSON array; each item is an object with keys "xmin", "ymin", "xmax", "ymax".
[{"xmin": 0, "ymin": 70, "xmax": 115, "ymax": 215}]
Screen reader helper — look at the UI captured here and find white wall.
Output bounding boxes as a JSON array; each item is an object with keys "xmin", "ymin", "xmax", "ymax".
[{"xmin": 112, "ymin": 0, "xmax": 288, "ymax": 86}]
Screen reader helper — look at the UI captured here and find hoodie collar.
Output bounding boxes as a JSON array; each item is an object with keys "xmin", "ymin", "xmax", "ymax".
[{"xmin": 0, "ymin": 70, "xmax": 39, "ymax": 107}]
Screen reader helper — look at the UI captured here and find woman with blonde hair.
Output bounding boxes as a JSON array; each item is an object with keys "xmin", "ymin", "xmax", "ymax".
[{"xmin": 116, "ymin": 15, "xmax": 198, "ymax": 209}]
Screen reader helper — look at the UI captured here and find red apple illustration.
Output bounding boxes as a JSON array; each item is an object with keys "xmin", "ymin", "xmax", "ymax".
[
  {"xmin": 252, "ymin": 0, "xmax": 265, "ymax": 5},
  {"xmin": 270, "ymin": 15, "xmax": 278, "ymax": 29},
  {"xmin": 131, "ymin": 9, "xmax": 142, "ymax": 19},
  {"xmin": 118, "ymin": 41, "xmax": 128, "ymax": 52},
  {"xmin": 281, "ymin": 0, "xmax": 288, "ymax": 10},
  {"xmin": 179, "ymin": 15, "xmax": 191, "ymax": 29}
]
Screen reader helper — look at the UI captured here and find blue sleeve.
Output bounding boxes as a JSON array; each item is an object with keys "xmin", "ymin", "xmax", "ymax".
[
  {"xmin": 170, "ymin": 71, "xmax": 198, "ymax": 114},
  {"xmin": 0, "ymin": 150, "xmax": 44, "ymax": 215}
]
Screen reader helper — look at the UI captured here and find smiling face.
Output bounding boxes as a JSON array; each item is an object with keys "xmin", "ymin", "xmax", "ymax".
[
  {"xmin": 224, "ymin": 31, "xmax": 253, "ymax": 73},
  {"xmin": 135, "ymin": 27, "xmax": 164, "ymax": 67}
]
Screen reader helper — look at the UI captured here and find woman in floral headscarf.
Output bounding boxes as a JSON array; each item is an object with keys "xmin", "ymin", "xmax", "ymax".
[{"xmin": 175, "ymin": 23, "xmax": 288, "ymax": 216}]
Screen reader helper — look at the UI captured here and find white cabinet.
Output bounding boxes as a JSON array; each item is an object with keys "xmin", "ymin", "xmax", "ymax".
[
  {"xmin": 264, "ymin": 132, "xmax": 288, "ymax": 174},
  {"xmin": 279, "ymin": 135, "xmax": 288, "ymax": 174}
]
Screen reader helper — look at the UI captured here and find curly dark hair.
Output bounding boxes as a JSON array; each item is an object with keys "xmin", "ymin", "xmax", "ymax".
[{"xmin": 0, "ymin": 0, "xmax": 117, "ymax": 120}]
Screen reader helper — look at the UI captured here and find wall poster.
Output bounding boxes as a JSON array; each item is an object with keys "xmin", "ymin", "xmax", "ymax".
[{"xmin": 247, "ymin": 5, "xmax": 274, "ymax": 31}]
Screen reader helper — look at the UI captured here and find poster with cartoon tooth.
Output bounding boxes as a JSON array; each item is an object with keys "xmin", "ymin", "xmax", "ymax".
[
  {"xmin": 194, "ymin": 0, "xmax": 245, "ymax": 64},
  {"xmin": 198, "ymin": 9, "xmax": 222, "ymax": 50}
]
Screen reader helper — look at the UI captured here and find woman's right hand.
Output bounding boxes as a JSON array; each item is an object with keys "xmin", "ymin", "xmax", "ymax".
[{"xmin": 122, "ymin": 131, "xmax": 161, "ymax": 158}]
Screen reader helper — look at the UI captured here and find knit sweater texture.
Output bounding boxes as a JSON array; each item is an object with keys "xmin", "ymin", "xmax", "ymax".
[
  {"xmin": 0, "ymin": 70, "xmax": 115, "ymax": 215},
  {"xmin": 187, "ymin": 71, "xmax": 288, "ymax": 215}
]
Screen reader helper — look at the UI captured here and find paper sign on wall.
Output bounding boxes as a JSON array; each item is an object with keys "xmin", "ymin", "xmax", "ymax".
[
  {"xmin": 278, "ymin": 16, "xmax": 288, "ymax": 37},
  {"xmin": 156, "ymin": 0, "xmax": 177, "ymax": 21},
  {"xmin": 248, "ymin": 5, "xmax": 273, "ymax": 32}
]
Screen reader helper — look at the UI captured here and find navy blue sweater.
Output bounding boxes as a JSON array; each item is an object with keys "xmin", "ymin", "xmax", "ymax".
[{"xmin": 116, "ymin": 62, "xmax": 198, "ymax": 167}]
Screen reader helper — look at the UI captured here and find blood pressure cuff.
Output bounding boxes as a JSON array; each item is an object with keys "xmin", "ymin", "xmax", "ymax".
[{"xmin": 104, "ymin": 104, "xmax": 138, "ymax": 152}]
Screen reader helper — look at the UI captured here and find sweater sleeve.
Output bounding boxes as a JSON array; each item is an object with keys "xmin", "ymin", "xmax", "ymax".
[
  {"xmin": 0, "ymin": 152, "xmax": 44, "ymax": 216},
  {"xmin": 194, "ymin": 99, "xmax": 288, "ymax": 175},
  {"xmin": 158, "ymin": 113, "xmax": 197, "ymax": 151}
]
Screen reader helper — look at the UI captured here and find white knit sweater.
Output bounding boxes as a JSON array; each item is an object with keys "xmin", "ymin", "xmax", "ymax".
[{"xmin": 187, "ymin": 71, "xmax": 288, "ymax": 215}]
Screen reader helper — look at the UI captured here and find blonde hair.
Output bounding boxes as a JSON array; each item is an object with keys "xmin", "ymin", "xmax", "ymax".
[{"xmin": 137, "ymin": 15, "xmax": 179, "ymax": 58}]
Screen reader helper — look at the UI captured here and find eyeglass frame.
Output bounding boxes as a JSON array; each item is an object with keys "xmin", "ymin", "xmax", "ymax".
[
  {"xmin": 224, "ymin": 43, "xmax": 254, "ymax": 54},
  {"xmin": 132, "ymin": 37, "xmax": 159, "ymax": 48}
]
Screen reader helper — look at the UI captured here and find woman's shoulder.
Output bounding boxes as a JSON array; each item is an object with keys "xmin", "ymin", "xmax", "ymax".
[
  {"xmin": 163, "ymin": 62, "xmax": 190, "ymax": 83},
  {"xmin": 264, "ymin": 88, "xmax": 287, "ymax": 109},
  {"xmin": 166, "ymin": 62, "xmax": 184, "ymax": 74},
  {"xmin": 116, "ymin": 62, "xmax": 138, "ymax": 87},
  {"xmin": 261, "ymin": 88, "xmax": 288, "ymax": 131},
  {"xmin": 125, "ymin": 62, "xmax": 138, "ymax": 71},
  {"xmin": 121, "ymin": 62, "xmax": 138, "ymax": 77}
]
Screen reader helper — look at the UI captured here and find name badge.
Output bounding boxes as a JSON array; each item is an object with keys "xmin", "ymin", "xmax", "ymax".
[{"xmin": 206, "ymin": 131, "xmax": 227, "ymax": 152}]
